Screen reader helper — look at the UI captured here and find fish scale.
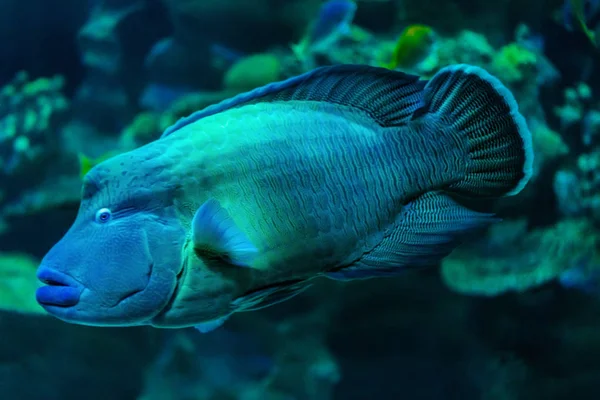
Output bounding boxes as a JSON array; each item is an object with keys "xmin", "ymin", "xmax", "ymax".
[{"xmin": 166, "ymin": 103, "xmax": 419, "ymax": 277}]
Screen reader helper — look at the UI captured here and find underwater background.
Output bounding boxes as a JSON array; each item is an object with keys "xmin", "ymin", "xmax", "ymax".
[{"xmin": 1, "ymin": 0, "xmax": 600, "ymax": 399}]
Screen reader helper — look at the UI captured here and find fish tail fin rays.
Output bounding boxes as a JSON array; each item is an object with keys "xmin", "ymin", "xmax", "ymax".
[
  {"xmin": 326, "ymin": 192, "xmax": 497, "ymax": 280},
  {"xmin": 417, "ymin": 64, "xmax": 534, "ymax": 197}
]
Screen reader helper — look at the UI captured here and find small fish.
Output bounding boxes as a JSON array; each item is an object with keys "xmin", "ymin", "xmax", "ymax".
[
  {"xmin": 36, "ymin": 63, "xmax": 533, "ymax": 333},
  {"xmin": 563, "ymin": 0, "xmax": 600, "ymax": 46},
  {"xmin": 291, "ymin": 0, "xmax": 357, "ymax": 63},
  {"xmin": 384, "ymin": 24, "xmax": 436, "ymax": 71}
]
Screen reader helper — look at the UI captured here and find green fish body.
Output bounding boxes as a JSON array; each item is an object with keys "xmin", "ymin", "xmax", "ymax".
[{"xmin": 36, "ymin": 64, "xmax": 533, "ymax": 333}]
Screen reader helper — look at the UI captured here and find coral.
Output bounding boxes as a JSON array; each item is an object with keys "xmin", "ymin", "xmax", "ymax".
[
  {"xmin": 529, "ymin": 118, "xmax": 569, "ymax": 178},
  {"xmin": 441, "ymin": 219, "xmax": 599, "ymax": 296},
  {"xmin": 553, "ymin": 83, "xmax": 591, "ymax": 131},
  {"xmin": 490, "ymin": 43, "xmax": 537, "ymax": 84},
  {"xmin": 566, "ymin": 85, "xmax": 600, "ymax": 148},
  {"xmin": 530, "ymin": 120, "xmax": 569, "ymax": 161},
  {"xmin": 548, "ymin": 86, "xmax": 600, "ymax": 222},
  {"xmin": 418, "ymin": 31, "xmax": 494, "ymax": 76},
  {"xmin": 0, "ymin": 72, "xmax": 69, "ymax": 176},
  {"xmin": 0, "ymin": 71, "xmax": 74, "ymax": 237},
  {"xmin": 583, "ymin": 109, "xmax": 600, "ymax": 147},
  {"xmin": 488, "ymin": 42, "xmax": 554, "ymax": 122},
  {"xmin": 554, "ymin": 150, "xmax": 600, "ymax": 221},
  {"xmin": 73, "ymin": 0, "xmax": 168, "ymax": 132},
  {"xmin": 553, "ymin": 169, "xmax": 586, "ymax": 217},
  {"xmin": 0, "ymin": 175, "xmax": 81, "ymax": 221},
  {"xmin": 0, "ymin": 252, "xmax": 44, "ymax": 315}
]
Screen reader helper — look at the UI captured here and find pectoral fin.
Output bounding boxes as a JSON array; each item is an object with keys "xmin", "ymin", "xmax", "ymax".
[{"xmin": 192, "ymin": 199, "xmax": 258, "ymax": 268}]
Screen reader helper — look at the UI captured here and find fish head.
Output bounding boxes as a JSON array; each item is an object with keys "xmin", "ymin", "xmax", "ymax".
[{"xmin": 36, "ymin": 149, "xmax": 186, "ymax": 326}]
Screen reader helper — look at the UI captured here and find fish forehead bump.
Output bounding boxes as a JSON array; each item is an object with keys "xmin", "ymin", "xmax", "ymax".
[{"xmin": 85, "ymin": 140, "xmax": 181, "ymax": 195}]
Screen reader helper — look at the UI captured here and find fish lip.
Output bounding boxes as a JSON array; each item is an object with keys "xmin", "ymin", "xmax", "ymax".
[
  {"xmin": 36, "ymin": 287, "xmax": 82, "ymax": 308},
  {"xmin": 37, "ymin": 267, "xmax": 84, "ymax": 290},
  {"xmin": 37, "ymin": 297, "xmax": 81, "ymax": 313},
  {"xmin": 36, "ymin": 267, "xmax": 85, "ymax": 308}
]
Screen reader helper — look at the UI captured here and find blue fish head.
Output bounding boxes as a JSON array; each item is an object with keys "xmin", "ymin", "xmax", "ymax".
[
  {"xmin": 320, "ymin": 0, "xmax": 356, "ymax": 23},
  {"xmin": 36, "ymin": 154, "xmax": 186, "ymax": 326},
  {"xmin": 311, "ymin": 0, "xmax": 357, "ymax": 41}
]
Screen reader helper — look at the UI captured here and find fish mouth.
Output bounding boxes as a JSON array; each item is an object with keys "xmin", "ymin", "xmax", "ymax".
[
  {"xmin": 36, "ymin": 267, "xmax": 84, "ymax": 308},
  {"xmin": 36, "ymin": 261, "xmax": 156, "ymax": 326}
]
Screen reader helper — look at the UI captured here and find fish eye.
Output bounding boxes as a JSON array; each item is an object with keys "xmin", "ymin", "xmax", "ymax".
[{"xmin": 95, "ymin": 208, "xmax": 112, "ymax": 224}]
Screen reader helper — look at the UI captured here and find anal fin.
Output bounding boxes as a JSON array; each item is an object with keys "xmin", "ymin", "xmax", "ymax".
[{"xmin": 326, "ymin": 192, "xmax": 498, "ymax": 280}]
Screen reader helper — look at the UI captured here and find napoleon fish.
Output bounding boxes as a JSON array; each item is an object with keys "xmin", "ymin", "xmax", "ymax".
[{"xmin": 36, "ymin": 64, "xmax": 533, "ymax": 333}]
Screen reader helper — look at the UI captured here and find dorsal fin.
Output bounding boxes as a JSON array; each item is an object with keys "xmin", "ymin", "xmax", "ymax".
[{"xmin": 161, "ymin": 64, "xmax": 426, "ymax": 138}]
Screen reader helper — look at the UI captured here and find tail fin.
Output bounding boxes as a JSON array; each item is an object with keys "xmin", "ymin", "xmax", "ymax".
[{"xmin": 419, "ymin": 64, "xmax": 533, "ymax": 197}]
